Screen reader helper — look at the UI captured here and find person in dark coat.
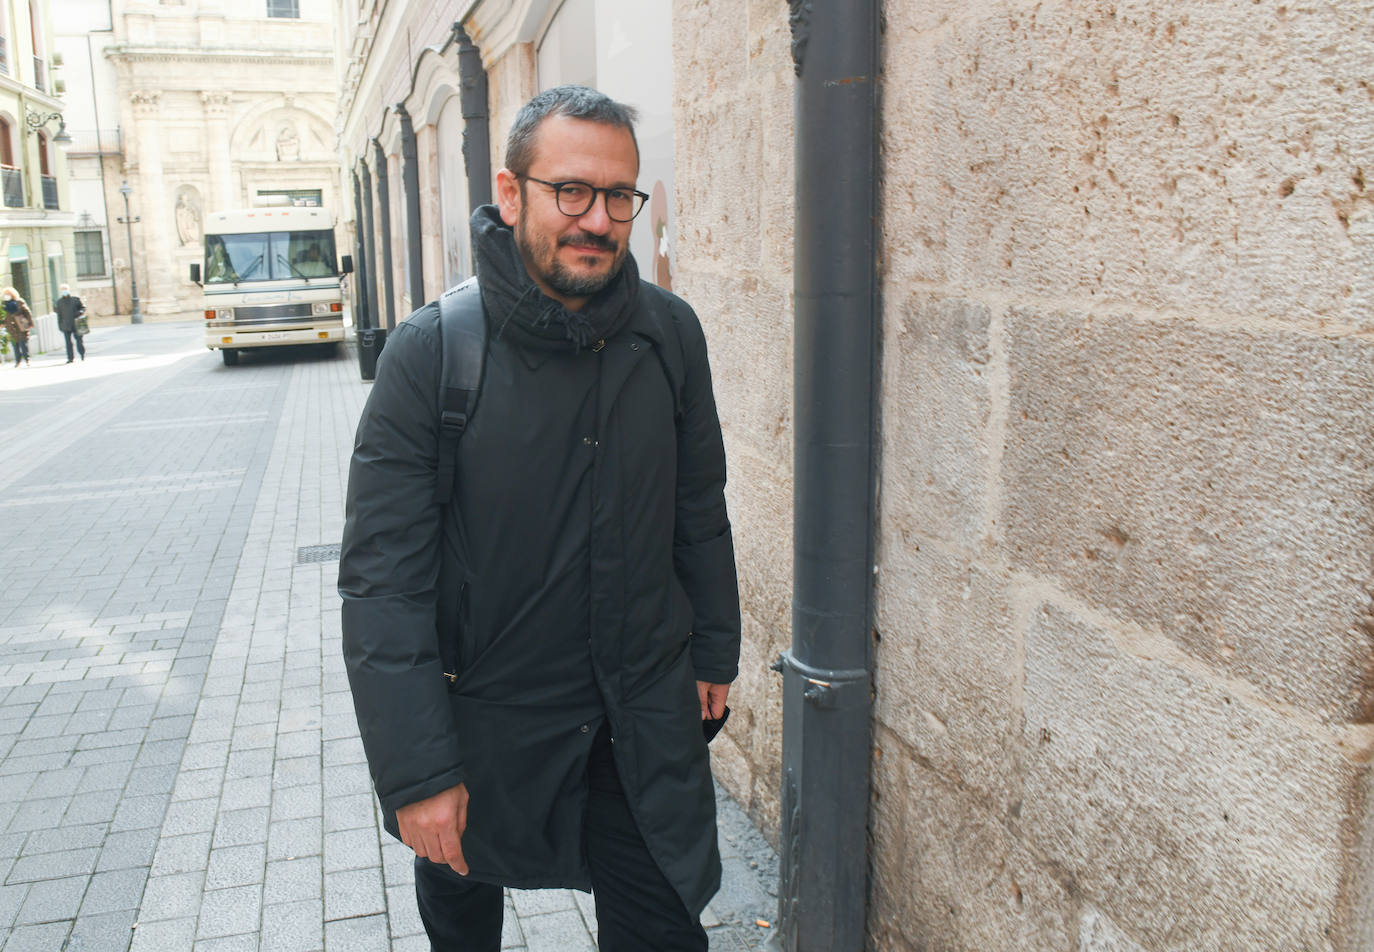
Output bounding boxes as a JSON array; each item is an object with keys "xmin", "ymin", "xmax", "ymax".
[
  {"xmin": 54, "ymin": 284, "xmax": 86, "ymax": 363},
  {"xmin": 1, "ymin": 287, "xmax": 33, "ymax": 366},
  {"xmin": 339, "ymin": 85, "xmax": 741, "ymax": 952}
]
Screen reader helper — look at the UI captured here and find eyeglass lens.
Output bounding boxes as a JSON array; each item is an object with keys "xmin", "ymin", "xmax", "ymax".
[{"xmin": 555, "ymin": 182, "xmax": 645, "ymax": 222}]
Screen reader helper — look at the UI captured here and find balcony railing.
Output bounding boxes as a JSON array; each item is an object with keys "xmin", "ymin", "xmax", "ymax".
[
  {"xmin": 41, "ymin": 175, "xmax": 57, "ymax": 210},
  {"xmin": 2, "ymin": 168, "xmax": 22, "ymax": 208},
  {"xmin": 0, "ymin": 36, "xmax": 8, "ymax": 76},
  {"xmin": 32, "ymin": 56, "xmax": 44, "ymax": 93}
]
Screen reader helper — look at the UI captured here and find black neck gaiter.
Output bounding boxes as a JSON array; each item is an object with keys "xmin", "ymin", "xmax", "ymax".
[{"xmin": 470, "ymin": 204, "xmax": 639, "ymax": 352}]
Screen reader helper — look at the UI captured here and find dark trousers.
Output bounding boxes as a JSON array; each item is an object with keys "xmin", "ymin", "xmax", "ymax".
[
  {"xmin": 63, "ymin": 330, "xmax": 85, "ymax": 361},
  {"xmin": 11, "ymin": 338, "xmax": 27, "ymax": 364},
  {"xmin": 414, "ymin": 724, "xmax": 708, "ymax": 952}
]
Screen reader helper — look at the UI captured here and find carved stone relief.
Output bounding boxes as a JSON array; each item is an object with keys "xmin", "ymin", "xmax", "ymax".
[{"xmin": 174, "ymin": 185, "xmax": 202, "ymax": 247}]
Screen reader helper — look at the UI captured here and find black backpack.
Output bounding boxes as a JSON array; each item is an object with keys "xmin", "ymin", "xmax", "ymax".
[{"xmin": 433, "ymin": 277, "xmax": 486, "ymax": 506}]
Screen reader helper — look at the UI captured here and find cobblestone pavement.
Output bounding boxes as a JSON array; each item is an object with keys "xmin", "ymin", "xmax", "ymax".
[{"xmin": 0, "ymin": 322, "xmax": 777, "ymax": 951}]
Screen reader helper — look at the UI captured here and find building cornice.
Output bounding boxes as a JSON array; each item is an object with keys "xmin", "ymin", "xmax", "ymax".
[
  {"xmin": 0, "ymin": 211, "xmax": 79, "ymax": 228},
  {"xmin": 0, "ymin": 74, "xmax": 64, "ymax": 111},
  {"xmin": 465, "ymin": 0, "xmax": 553, "ymax": 69},
  {"xmin": 105, "ymin": 46, "xmax": 334, "ymax": 67}
]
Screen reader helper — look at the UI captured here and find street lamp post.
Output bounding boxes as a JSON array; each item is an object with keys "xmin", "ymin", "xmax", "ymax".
[{"xmin": 117, "ymin": 181, "xmax": 143, "ymax": 325}]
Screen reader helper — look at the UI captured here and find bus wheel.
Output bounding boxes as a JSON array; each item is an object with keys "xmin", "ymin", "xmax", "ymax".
[{"xmin": 221, "ymin": 349, "xmax": 240, "ymax": 367}]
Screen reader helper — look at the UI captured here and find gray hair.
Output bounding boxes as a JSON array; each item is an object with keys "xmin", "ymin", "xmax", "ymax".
[{"xmin": 504, "ymin": 85, "xmax": 639, "ymax": 176}]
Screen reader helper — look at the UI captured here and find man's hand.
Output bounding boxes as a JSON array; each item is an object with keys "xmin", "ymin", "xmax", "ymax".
[
  {"xmin": 696, "ymin": 681, "xmax": 730, "ymax": 720},
  {"xmin": 396, "ymin": 783, "xmax": 470, "ymax": 875}
]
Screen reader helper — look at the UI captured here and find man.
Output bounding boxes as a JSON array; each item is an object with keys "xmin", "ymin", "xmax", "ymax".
[
  {"xmin": 339, "ymin": 85, "xmax": 741, "ymax": 952},
  {"xmin": 54, "ymin": 284, "xmax": 86, "ymax": 363}
]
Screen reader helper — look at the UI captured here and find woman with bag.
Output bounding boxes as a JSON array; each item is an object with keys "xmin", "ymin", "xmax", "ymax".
[
  {"xmin": 2, "ymin": 288, "xmax": 34, "ymax": 367},
  {"xmin": 55, "ymin": 283, "xmax": 87, "ymax": 363}
]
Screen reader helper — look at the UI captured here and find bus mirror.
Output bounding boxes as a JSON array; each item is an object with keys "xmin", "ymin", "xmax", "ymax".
[
  {"xmin": 190, "ymin": 263, "xmax": 202, "ymax": 284},
  {"xmin": 341, "ymin": 255, "xmax": 354, "ymax": 275}
]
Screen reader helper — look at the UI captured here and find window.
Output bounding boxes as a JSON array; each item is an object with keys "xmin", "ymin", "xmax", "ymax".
[
  {"xmin": 203, "ymin": 230, "xmax": 337, "ymax": 284},
  {"xmin": 8, "ymin": 244, "xmax": 29, "ymax": 304},
  {"xmin": 28, "ymin": 0, "xmax": 44, "ymax": 92},
  {"xmin": 75, "ymin": 231, "xmax": 106, "ymax": 277},
  {"xmin": 255, "ymin": 188, "xmax": 320, "ymax": 206},
  {"xmin": 266, "ymin": 0, "xmax": 299, "ymax": 18}
]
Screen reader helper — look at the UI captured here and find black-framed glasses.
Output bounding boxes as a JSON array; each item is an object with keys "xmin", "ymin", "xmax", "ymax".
[{"xmin": 521, "ymin": 175, "xmax": 649, "ymax": 222}]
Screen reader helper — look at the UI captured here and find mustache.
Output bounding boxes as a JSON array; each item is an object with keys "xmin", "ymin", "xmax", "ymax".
[{"xmin": 557, "ymin": 232, "xmax": 618, "ymax": 253}]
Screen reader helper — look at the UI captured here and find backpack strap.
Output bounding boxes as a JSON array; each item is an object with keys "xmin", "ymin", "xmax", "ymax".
[{"xmin": 435, "ymin": 277, "xmax": 486, "ymax": 506}]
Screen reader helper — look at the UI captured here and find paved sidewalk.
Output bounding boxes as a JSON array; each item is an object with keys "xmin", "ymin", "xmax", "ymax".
[{"xmin": 0, "ymin": 324, "xmax": 777, "ymax": 951}]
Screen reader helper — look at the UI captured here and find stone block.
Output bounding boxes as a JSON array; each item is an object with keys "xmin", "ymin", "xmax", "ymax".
[
  {"xmin": 673, "ymin": 96, "xmax": 764, "ymax": 273},
  {"xmin": 1078, "ymin": 906, "xmax": 1147, "ymax": 952},
  {"xmin": 881, "ymin": 294, "xmax": 997, "ymax": 551},
  {"xmin": 139, "ymin": 871, "xmax": 205, "ymax": 923},
  {"xmin": 261, "ymin": 898, "xmax": 323, "ymax": 952},
  {"xmin": 874, "ymin": 542, "xmax": 1019, "ymax": 808},
  {"xmin": 1021, "ymin": 601, "xmax": 1360, "ymax": 949},
  {"xmin": 1005, "ymin": 311, "xmax": 1374, "ymax": 719},
  {"xmin": 80, "ymin": 867, "xmax": 148, "ymax": 915},
  {"xmin": 324, "ymin": 913, "xmax": 390, "ymax": 952},
  {"xmin": 867, "ymin": 727, "xmax": 1074, "ymax": 951},
  {"xmin": 196, "ymin": 884, "xmax": 262, "ymax": 940},
  {"xmin": 881, "ymin": 0, "xmax": 1374, "ymax": 327}
]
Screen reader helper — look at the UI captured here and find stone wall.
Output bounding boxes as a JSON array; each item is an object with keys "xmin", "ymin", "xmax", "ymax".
[
  {"xmin": 675, "ymin": 0, "xmax": 1374, "ymax": 949},
  {"xmin": 672, "ymin": 0, "xmax": 797, "ymax": 841}
]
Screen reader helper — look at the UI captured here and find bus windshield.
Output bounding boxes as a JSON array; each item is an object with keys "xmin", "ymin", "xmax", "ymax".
[{"xmin": 204, "ymin": 230, "xmax": 338, "ymax": 284}]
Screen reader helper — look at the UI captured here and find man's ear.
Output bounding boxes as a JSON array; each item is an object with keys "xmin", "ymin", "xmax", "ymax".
[{"xmin": 496, "ymin": 169, "xmax": 521, "ymax": 227}]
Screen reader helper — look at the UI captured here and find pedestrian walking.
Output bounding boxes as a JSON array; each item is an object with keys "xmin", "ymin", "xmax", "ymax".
[
  {"xmin": 2, "ymin": 288, "xmax": 34, "ymax": 367},
  {"xmin": 54, "ymin": 284, "xmax": 87, "ymax": 363},
  {"xmin": 339, "ymin": 85, "xmax": 741, "ymax": 952}
]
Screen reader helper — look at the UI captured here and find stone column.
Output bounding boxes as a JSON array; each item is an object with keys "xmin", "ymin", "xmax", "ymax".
[
  {"xmin": 130, "ymin": 90, "xmax": 177, "ymax": 316},
  {"xmin": 201, "ymin": 92, "xmax": 233, "ymax": 210}
]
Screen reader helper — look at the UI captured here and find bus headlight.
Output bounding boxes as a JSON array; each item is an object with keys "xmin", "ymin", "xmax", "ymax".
[
  {"xmin": 216, "ymin": 308, "xmax": 232, "ymax": 321},
  {"xmin": 311, "ymin": 302, "xmax": 331, "ymax": 316}
]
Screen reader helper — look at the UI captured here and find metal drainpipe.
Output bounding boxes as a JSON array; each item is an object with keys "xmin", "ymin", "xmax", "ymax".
[
  {"xmin": 770, "ymin": 2, "xmax": 880, "ymax": 951},
  {"xmin": 372, "ymin": 137, "xmax": 397, "ymax": 329},
  {"xmin": 455, "ymin": 23, "xmax": 492, "ymax": 219},
  {"xmin": 396, "ymin": 104, "xmax": 425, "ymax": 307},
  {"xmin": 360, "ymin": 160, "xmax": 381, "ymax": 335},
  {"xmin": 351, "ymin": 169, "xmax": 372, "ymax": 331}
]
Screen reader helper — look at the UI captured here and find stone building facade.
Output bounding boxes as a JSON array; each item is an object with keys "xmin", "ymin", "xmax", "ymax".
[
  {"xmin": 340, "ymin": 1, "xmax": 1374, "ymax": 949},
  {"xmin": 61, "ymin": 0, "xmax": 339, "ymax": 320},
  {"xmin": 336, "ymin": 0, "xmax": 677, "ymax": 329},
  {"xmin": 0, "ymin": 0, "xmax": 75, "ymax": 319},
  {"xmin": 677, "ymin": 2, "xmax": 1374, "ymax": 951}
]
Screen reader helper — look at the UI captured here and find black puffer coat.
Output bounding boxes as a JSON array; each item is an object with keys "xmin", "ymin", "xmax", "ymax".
[{"xmin": 339, "ymin": 206, "xmax": 741, "ymax": 915}]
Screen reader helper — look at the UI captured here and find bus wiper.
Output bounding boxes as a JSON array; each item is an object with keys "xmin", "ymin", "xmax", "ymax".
[
  {"xmin": 239, "ymin": 254, "xmax": 264, "ymax": 280},
  {"xmin": 277, "ymin": 254, "xmax": 311, "ymax": 283}
]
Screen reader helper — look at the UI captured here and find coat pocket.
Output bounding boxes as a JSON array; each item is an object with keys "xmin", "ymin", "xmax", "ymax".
[{"xmin": 438, "ymin": 581, "xmax": 467, "ymax": 692}]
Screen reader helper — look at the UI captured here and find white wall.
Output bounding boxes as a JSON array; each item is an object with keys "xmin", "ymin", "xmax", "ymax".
[{"xmin": 535, "ymin": 0, "xmax": 675, "ymax": 290}]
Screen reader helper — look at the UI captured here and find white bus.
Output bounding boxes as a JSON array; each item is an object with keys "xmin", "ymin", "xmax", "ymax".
[{"xmin": 191, "ymin": 205, "xmax": 354, "ymax": 366}]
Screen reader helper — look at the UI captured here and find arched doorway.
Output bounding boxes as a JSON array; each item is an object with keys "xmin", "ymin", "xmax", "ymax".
[{"xmin": 437, "ymin": 95, "xmax": 470, "ymax": 286}]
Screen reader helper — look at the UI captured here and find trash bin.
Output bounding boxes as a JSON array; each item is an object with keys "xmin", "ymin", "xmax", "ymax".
[{"xmin": 358, "ymin": 327, "xmax": 387, "ymax": 381}]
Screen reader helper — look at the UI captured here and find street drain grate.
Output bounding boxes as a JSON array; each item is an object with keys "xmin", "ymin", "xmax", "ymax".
[{"xmin": 297, "ymin": 543, "xmax": 342, "ymax": 564}]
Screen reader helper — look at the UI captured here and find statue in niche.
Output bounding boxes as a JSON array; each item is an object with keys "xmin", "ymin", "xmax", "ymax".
[
  {"xmin": 175, "ymin": 190, "xmax": 201, "ymax": 247},
  {"xmin": 276, "ymin": 123, "xmax": 300, "ymax": 162}
]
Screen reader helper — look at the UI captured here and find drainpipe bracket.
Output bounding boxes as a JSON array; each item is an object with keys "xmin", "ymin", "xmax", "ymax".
[{"xmin": 770, "ymin": 650, "xmax": 868, "ymax": 710}]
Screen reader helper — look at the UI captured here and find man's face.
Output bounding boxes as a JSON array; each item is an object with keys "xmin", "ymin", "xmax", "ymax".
[{"xmin": 498, "ymin": 116, "xmax": 639, "ymax": 309}]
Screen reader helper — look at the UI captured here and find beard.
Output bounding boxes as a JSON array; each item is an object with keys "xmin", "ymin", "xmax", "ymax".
[{"xmin": 515, "ymin": 212, "xmax": 628, "ymax": 299}]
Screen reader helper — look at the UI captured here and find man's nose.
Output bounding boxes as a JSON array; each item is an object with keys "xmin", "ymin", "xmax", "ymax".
[{"xmin": 578, "ymin": 194, "xmax": 614, "ymax": 233}]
